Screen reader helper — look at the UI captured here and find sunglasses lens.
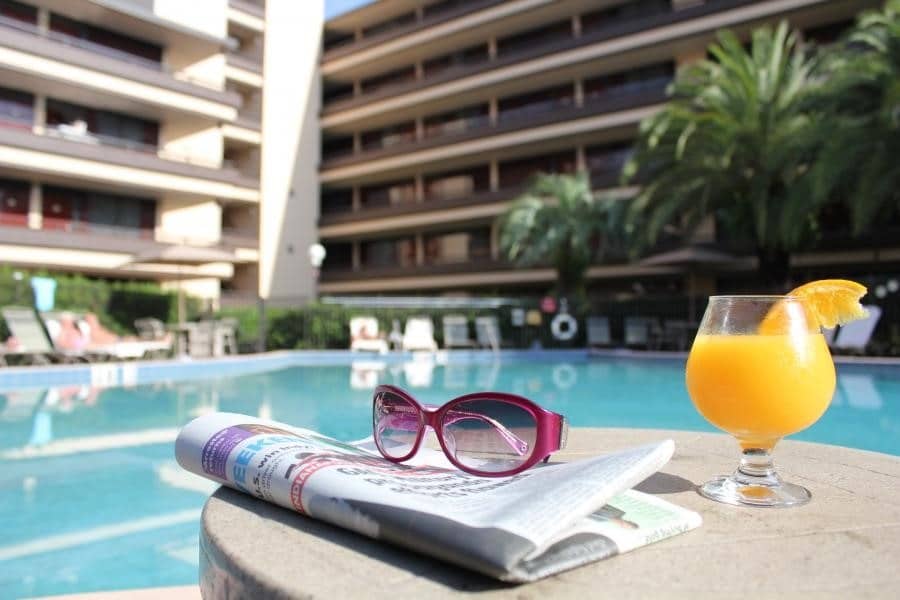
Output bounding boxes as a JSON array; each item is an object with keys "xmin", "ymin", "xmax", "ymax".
[
  {"xmin": 373, "ymin": 390, "xmax": 420, "ymax": 459},
  {"xmin": 440, "ymin": 399, "xmax": 537, "ymax": 474}
]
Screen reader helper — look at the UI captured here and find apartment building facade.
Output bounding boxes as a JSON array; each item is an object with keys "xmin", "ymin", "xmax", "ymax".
[
  {"xmin": 0, "ymin": 0, "xmax": 322, "ymax": 307},
  {"xmin": 317, "ymin": 0, "xmax": 891, "ymax": 298}
]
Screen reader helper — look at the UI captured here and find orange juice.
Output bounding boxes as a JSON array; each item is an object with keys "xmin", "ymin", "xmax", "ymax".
[{"xmin": 685, "ymin": 333, "xmax": 835, "ymax": 450}]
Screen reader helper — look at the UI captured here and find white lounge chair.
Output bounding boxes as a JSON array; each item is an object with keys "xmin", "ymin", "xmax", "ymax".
[
  {"xmin": 349, "ymin": 317, "xmax": 389, "ymax": 354},
  {"xmin": 474, "ymin": 316, "xmax": 503, "ymax": 352},
  {"xmin": 586, "ymin": 316, "xmax": 611, "ymax": 348},
  {"xmin": 442, "ymin": 315, "xmax": 476, "ymax": 349},
  {"xmin": 402, "ymin": 317, "xmax": 438, "ymax": 352},
  {"xmin": 831, "ymin": 305, "xmax": 882, "ymax": 353}
]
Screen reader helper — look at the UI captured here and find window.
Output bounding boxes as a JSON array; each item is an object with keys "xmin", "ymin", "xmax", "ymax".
[
  {"xmin": 583, "ymin": 62, "xmax": 674, "ymax": 104},
  {"xmin": 499, "ymin": 150, "xmax": 576, "ymax": 188},
  {"xmin": 324, "ymin": 242, "xmax": 353, "ymax": 270},
  {"xmin": 0, "ymin": 85, "xmax": 33, "ymax": 128},
  {"xmin": 425, "ymin": 166, "xmax": 489, "ymax": 201},
  {"xmin": 360, "ymin": 180, "xmax": 416, "ymax": 209},
  {"xmin": 49, "ymin": 14, "xmax": 163, "ymax": 65},
  {"xmin": 0, "ymin": 177, "xmax": 29, "ymax": 227},
  {"xmin": 322, "ymin": 136, "xmax": 354, "ymax": 161},
  {"xmin": 497, "ymin": 20, "xmax": 571, "ymax": 56},
  {"xmin": 321, "ymin": 188, "xmax": 353, "ymax": 215},
  {"xmin": 424, "ymin": 228, "xmax": 491, "ymax": 265},
  {"xmin": 42, "ymin": 185, "xmax": 155, "ymax": 236},
  {"xmin": 361, "ymin": 236, "xmax": 416, "ymax": 268},
  {"xmin": 46, "ymin": 99, "xmax": 159, "ymax": 149},
  {"xmin": 323, "ymin": 30, "xmax": 354, "ymax": 52},
  {"xmin": 423, "ymin": 104, "xmax": 488, "ymax": 138},
  {"xmin": 360, "ymin": 65, "xmax": 416, "ymax": 95},
  {"xmin": 361, "ymin": 121, "xmax": 415, "ymax": 151},
  {"xmin": 422, "ymin": 44, "xmax": 488, "ymax": 78},
  {"xmin": 581, "ymin": 0, "xmax": 670, "ymax": 34},
  {"xmin": 585, "ymin": 141, "xmax": 633, "ymax": 174},
  {"xmin": 498, "ymin": 84, "xmax": 574, "ymax": 122},
  {"xmin": 361, "ymin": 12, "xmax": 416, "ymax": 39},
  {"xmin": 0, "ymin": 0, "xmax": 37, "ymax": 25}
]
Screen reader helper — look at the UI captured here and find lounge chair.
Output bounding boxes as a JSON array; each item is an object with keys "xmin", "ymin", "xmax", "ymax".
[
  {"xmin": 43, "ymin": 311, "xmax": 170, "ymax": 360},
  {"xmin": 442, "ymin": 315, "xmax": 476, "ymax": 349},
  {"xmin": 402, "ymin": 317, "xmax": 438, "ymax": 352},
  {"xmin": 586, "ymin": 316, "xmax": 611, "ymax": 348},
  {"xmin": 2, "ymin": 307, "xmax": 86, "ymax": 364},
  {"xmin": 474, "ymin": 315, "xmax": 504, "ymax": 352},
  {"xmin": 831, "ymin": 305, "xmax": 882, "ymax": 353},
  {"xmin": 349, "ymin": 317, "xmax": 389, "ymax": 354},
  {"xmin": 624, "ymin": 317, "xmax": 662, "ymax": 350}
]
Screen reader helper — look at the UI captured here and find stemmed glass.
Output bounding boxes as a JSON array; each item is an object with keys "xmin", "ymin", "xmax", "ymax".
[{"xmin": 685, "ymin": 296, "xmax": 836, "ymax": 507}]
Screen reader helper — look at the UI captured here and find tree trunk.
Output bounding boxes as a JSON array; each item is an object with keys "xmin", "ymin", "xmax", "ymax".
[{"xmin": 756, "ymin": 246, "xmax": 791, "ymax": 292}]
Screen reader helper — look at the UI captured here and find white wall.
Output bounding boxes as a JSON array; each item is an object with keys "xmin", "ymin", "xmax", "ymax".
[{"xmin": 259, "ymin": 0, "xmax": 322, "ymax": 302}]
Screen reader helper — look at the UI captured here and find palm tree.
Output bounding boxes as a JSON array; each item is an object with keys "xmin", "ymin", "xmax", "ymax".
[
  {"xmin": 498, "ymin": 172, "xmax": 627, "ymax": 303},
  {"xmin": 623, "ymin": 22, "xmax": 824, "ymax": 288},
  {"xmin": 809, "ymin": 0, "xmax": 900, "ymax": 233}
]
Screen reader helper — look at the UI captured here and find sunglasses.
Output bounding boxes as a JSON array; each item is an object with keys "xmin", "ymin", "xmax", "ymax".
[{"xmin": 372, "ymin": 384, "xmax": 568, "ymax": 477}]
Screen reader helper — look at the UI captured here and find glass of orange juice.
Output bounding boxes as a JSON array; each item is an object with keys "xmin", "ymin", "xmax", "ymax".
[{"xmin": 685, "ymin": 296, "xmax": 835, "ymax": 507}]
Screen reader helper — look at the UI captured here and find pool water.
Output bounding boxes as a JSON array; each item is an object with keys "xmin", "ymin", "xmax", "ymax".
[{"xmin": 1, "ymin": 356, "xmax": 898, "ymax": 596}]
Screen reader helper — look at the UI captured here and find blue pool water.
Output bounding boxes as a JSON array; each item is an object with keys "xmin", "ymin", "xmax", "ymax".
[{"xmin": 1, "ymin": 355, "xmax": 898, "ymax": 597}]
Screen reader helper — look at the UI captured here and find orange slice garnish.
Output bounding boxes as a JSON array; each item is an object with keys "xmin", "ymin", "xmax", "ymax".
[{"xmin": 760, "ymin": 279, "xmax": 868, "ymax": 333}]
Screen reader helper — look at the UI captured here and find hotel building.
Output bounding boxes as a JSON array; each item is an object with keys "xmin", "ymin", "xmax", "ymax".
[
  {"xmin": 317, "ymin": 0, "xmax": 891, "ymax": 298},
  {"xmin": 0, "ymin": 0, "xmax": 321, "ymax": 307}
]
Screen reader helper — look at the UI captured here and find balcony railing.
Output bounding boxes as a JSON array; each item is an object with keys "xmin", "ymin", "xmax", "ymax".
[
  {"xmin": 323, "ymin": 0, "xmax": 504, "ymax": 59},
  {"xmin": 221, "ymin": 227, "xmax": 259, "ymax": 248},
  {"xmin": 0, "ymin": 14, "xmax": 223, "ymax": 91},
  {"xmin": 0, "ymin": 221, "xmax": 161, "ymax": 253},
  {"xmin": 226, "ymin": 51, "xmax": 263, "ymax": 74},
  {"xmin": 320, "ymin": 257, "xmax": 510, "ymax": 282},
  {"xmin": 322, "ymin": 0, "xmax": 755, "ymax": 114},
  {"xmin": 320, "ymin": 80, "xmax": 669, "ymax": 169}
]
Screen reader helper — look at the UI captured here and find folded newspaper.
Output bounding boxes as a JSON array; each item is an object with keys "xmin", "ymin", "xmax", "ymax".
[{"xmin": 176, "ymin": 412, "xmax": 701, "ymax": 582}]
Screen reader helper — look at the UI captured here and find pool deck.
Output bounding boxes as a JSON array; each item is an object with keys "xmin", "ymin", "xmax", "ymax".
[{"xmin": 199, "ymin": 428, "xmax": 900, "ymax": 599}]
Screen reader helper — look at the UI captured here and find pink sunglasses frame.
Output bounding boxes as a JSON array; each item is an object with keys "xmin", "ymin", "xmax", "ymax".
[{"xmin": 372, "ymin": 384, "xmax": 568, "ymax": 477}]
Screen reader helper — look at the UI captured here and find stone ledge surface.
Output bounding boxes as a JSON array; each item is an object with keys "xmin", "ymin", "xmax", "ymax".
[{"xmin": 200, "ymin": 428, "xmax": 900, "ymax": 599}]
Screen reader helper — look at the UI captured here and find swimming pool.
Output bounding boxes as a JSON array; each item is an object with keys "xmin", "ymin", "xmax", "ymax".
[{"xmin": 1, "ymin": 353, "xmax": 898, "ymax": 596}]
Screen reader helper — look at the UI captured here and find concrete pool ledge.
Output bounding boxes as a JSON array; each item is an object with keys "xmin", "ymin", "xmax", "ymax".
[{"xmin": 199, "ymin": 428, "xmax": 900, "ymax": 599}]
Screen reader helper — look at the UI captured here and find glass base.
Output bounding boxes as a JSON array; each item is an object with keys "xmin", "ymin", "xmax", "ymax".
[
  {"xmin": 698, "ymin": 475, "xmax": 811, "ymax": 507},
  {"xmin": 698, "ymin": 446, "xmax": 811, "ymax": 507}
]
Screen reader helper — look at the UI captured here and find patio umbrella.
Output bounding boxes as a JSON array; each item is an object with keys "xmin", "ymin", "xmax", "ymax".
[
  {"xmin": 639, "ymin": 245, "xmax": 736, "ymax": 322},
  {"xmin": 122, "ymin": 244, "xmax": 237, "ymax": 325}
]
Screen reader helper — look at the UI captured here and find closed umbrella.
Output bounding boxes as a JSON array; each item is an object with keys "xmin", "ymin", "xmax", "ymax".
[{"xmin": 121, "ymin": 244, "xmax": 237, "ymax": 325}]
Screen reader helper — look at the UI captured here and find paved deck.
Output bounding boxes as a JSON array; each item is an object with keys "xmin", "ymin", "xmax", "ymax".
[{"xmin": 200, "ymin": 429, "xmax": 900, "ymax": 599}]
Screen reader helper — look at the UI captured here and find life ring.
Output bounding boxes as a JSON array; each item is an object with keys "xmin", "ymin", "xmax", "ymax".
[
  {"xmin": 552, "ymin": 363, "xmax": 577, "ymax": 390},
  {"xmin": 550, "ymin": 313, "xmax": 578, "ymax": 341}
]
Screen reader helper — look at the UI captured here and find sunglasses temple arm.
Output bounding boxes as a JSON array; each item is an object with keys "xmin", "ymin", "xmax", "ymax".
[{"xmin": 443, "ymin": 409, "xmax": 530, "ymax": 456}]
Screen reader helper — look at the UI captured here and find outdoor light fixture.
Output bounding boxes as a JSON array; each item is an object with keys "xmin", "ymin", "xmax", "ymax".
[
  {"xmin": 308, "ymin": 243, "xmax": 327, "ymax": 269},
  {"xmin": 887, "ymin": 279, "xmax": 899, "ymax": 294},
  {"xmin": 875, "ymin": 285, "xmax": 887, "ymax": 299}
]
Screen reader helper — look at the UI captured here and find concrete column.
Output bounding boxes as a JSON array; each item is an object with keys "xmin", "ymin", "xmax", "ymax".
[
  {"xmin": 354, "ymin": 28, "xmax": 363, "ymax": 41},
  {"xmin": 487, "ymin": 37, "xmax": 497, "ymax": 60},
  {"xmin": 415, "ymin": 117, "xmax": 424, "ymax": 140},
  {"xmin": 489, "ymin": 159, "xmax": 499, "ymax": 191},
  {"xmin": 575, "ymin": 145, "xmax": 587, "ymax": 174},
  {"xmin": 488, "ymin": 97, "xmax": 498, "ymax": 126},
  {"xmin": 414, "ymin": 173, "xmax": 425, "ymax": 203},
  {"xmin": 353, "ymin": 132, "xmax": 361, "ymax": 154},
  {"xmin": 574, "ymin": 80, "xmax": 584, "ymax": 108},
  {"xmin": 27, "ymin": 183, "xmax": 42, "ymax": 229},
  {"xmin": 351, "ymin": 186, "xmax": 361, "ymax": 212},
  {"xmin": 351, "ymin": 241, "xmax": 361, "ymax": 270},
  {"xmin": 572, "ymin": 14, "xmax": 582, "ymax": 38},
  {"xmin": 414, "ymin": 234, "xmax": 425, "ymax": 266},
  {"xmin": 353, "ymin": 80, "xmax": 362, "ymax": 97},
  {"xmin": 415, "ymin": 6, "xmax": 424, "ymax": 21},
  {"xmin": 415, "ymin": 61, "xmax": 424, "ymax": 80},
  {"xmin": 490, "ymin": 222, "xmax": 500, "ymax": 260},
  {"xmin": 36, "ymin": 7, "xmax": 49, "ymax": 34},
  {"xmin": 32, "ymin": 95, "xmax": 46, "ymax": 134}
]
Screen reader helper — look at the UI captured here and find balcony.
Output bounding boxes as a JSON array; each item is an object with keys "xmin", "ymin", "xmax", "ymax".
[
  {"xmin": 322, "ymin": 0, "xmax": 504, "ymax": 59},
  {"xmin": 321, "ymin": 0, "xmax": 754, "ymax": 115},
  {"xmin": 320, "ymin": 79, "xmax": 669, "ymax": 170},
  {"xmin": 320, "ymin": 257, "xmax": 510, "ymax": 283},
  {"xmin": 0, "ymin": 221, "xmax": 162, "ymax": 254},
  {"xmin": 220, "ymin": 226, "xmax": 259, "ymax": 248},
  {"xmin": 0, "ymin": 124, "xmax": 259, "ymax": 201},
  {"xmin": 0, "ymin": 14, "xmax": 240, "ymax": 112}
]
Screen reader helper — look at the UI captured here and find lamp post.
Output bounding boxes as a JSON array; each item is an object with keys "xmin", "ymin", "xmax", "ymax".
[{"xmin": 308, "ymin": 243, "xmax": 326, "ymax": 281}]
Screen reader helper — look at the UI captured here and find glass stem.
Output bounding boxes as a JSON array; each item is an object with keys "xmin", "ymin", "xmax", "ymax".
[{"xmin": 733, "ymin": 448, "xmax": 781, "ymax": 487}]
